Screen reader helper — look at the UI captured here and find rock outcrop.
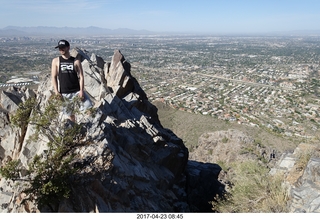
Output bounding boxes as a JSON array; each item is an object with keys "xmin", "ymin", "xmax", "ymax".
[
  {"xmin": 0, "ymin": 49, "xmax": 224, "ymax": 212},
  {"xmin": 189, "ymin": 129, "xmax": 274, "ymax": 163},
  {"xmin": 270, "ymin": 143, "xmax": 320, "ymax": 212}
]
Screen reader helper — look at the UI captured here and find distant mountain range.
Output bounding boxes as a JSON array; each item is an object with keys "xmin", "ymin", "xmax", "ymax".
[
  {"xmin": 0, "ymin": 26, "xmax": 158, "ymax": 37},
  {"xmin": 1, "ymin": 26, "xmax": 320, "ymax": 37}
]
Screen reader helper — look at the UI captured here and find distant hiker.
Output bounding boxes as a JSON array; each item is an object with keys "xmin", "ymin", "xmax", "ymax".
[{"xmin": 51, "ymin": 39, "xmax": 92, "ymax": 122}]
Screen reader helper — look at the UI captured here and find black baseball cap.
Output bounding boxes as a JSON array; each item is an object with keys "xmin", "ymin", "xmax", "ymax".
[{"xmin": 55, "ymin": 40, "xmax": 70, "ymax": 48}]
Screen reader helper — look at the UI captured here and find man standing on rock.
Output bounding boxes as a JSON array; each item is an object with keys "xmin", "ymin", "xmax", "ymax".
[{"xmin": 51, "ymin": 39, "xmax": 92, "ymax": 122}]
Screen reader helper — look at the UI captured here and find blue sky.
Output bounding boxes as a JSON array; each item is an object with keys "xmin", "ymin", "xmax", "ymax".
[{"xmin": 0, "ymin": 0, "xmax": 319, "ymax": 34}]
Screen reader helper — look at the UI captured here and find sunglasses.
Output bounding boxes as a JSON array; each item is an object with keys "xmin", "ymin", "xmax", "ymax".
[{"xmin": 59, "ymin": 46, "xmax": 67, "ymax": 51}]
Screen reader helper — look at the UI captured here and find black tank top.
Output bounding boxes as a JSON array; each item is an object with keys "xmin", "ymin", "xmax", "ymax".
[{"xmin": 58, "ymin": 56, "xmax": 80, "ymax": 93}]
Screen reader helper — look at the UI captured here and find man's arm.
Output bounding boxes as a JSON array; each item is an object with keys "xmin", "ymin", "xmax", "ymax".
[
  {"xmin": 51, "ymin": 57, "xmax": 60, "ymax": 95},
  {"xmin": 75, "ymin": 59, "xmax": 84, "ymax": 99}
]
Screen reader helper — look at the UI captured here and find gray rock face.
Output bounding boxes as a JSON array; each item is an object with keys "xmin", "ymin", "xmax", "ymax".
[
  {"xmin": 186, "ymin": 161, "xmax": 224, "ymax": 212},
  {"xmin": 0, "ymin": 87, "xmax": 36, "ymax": 165},
  {"xmin": 289, "ymin": 157, "xmax": 320, "ymax": 212},
  {"xmin": 270, "ymin": 143, "xmax": 320, "ymax": 213},
  {"xmin": 0, "ymin": 49, "xmax": 223, "ymax": 212},
  {"xmin": 1, "ymin": 87, "xmax": 24, "ymax": 112}
]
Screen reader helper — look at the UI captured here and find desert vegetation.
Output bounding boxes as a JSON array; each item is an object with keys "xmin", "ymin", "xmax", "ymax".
[
  {"xmin": 211, "ymin": 159, "xmax": 289, "ymax": 212},
  {"xmin": 0, "ymin": 97, "xmax": 86, "ymax": 211}
]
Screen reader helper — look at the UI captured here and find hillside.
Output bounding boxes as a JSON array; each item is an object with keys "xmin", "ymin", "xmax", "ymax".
[
  {"xmin": 154, "ymin": 101, "xmax": 320, "ymax": 213},
  {"xmin": 153, "ymin": 100, "xmax": 298, "ymax": 154}
]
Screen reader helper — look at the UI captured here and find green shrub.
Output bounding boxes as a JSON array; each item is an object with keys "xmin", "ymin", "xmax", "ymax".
[
  {"xmin": 0, "ymin": 160, "xmax": 20, "ymax": 180},
  {"xmin": 295, "ymin": 145, "xmax": 317, "ymax": 171},
  {"xmin": 10, "ymin": 97, "xmax": 36, "ymax": 129},
  {"xmin": 212, "ymin": 160, "xmax": 289, "ymax": 213},
  {"xmin": 221, "ymin": 137, "xmax": 229, "ymax": 143},
  {"xmin": 1, "ymin": 96, "xmax": 84, "ymax": 211}
]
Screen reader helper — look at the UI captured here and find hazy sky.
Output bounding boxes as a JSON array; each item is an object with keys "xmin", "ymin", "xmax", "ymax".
[{"xmin": 1, "ymin": 0, "xmax": 319, "ymax": 34}]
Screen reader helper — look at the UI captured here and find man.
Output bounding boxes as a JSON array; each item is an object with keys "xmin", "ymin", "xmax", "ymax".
[{"xmin": 51, "ymin": 39, "xmax": 92, "ymax": 122}]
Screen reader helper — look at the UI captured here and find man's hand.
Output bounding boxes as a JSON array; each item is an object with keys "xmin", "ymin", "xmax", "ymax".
[
  {"xmin": 49, "ymin": 93, "xmax": 62, "ymax": 101},
  {"xmin": 54, "ymin": 93, "xmax": 62, "ymax": 100},
  {"xmin": 78, "ymin": 90, "xmax": 84, "ymax": 101}
]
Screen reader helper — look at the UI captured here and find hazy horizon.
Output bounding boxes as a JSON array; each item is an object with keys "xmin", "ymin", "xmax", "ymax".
[
  {"xmin": 2, "ymin": 25, "xmax": 320, "ymax": 37},
  {"xmin": 1, "ymin": 0, "xmax": 320, "ymax": 35}
]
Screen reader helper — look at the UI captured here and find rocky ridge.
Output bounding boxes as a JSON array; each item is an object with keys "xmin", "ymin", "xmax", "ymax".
[{"xmin": 0, "ymin": 49, "xmax": 224, "ymax": 212}]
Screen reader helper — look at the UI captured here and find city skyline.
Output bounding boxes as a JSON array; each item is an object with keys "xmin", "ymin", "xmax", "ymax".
[{"xmin": 1, "ymin": 0, "xmax": 320, "ymax": 35}]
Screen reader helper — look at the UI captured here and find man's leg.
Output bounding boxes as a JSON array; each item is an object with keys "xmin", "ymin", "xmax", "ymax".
[
  {"xmin": 62, "ymin": 93, "xmax": 76, "ymax": 122},
  {"xmin": 79, "ymin": 91, "xmax": 93, "ymax": 113}
]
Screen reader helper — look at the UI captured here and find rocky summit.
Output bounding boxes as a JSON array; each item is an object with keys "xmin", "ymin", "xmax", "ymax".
[{"xmin": 0, "ymin": 49, "xmax": 224, "ymax": 212}]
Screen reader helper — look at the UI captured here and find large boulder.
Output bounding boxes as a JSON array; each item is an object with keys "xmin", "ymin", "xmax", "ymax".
[
  {"xmin": 189, "ymin": 129, "xmax": 272, "ymax": 163},
  {"xmin": 0, "ymin": 87, "xmax": 24, "ymax": 112}
]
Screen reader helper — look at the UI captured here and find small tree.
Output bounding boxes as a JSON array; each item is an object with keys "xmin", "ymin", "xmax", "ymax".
[{"xmin": 0, "ymin": 95, "xmax": 85, "ymax": 212}]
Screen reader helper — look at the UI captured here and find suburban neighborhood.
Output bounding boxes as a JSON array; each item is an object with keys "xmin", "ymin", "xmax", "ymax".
[{"xmin": 0, "ymin": 35, "xmax": 319, "ymax": 141}]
